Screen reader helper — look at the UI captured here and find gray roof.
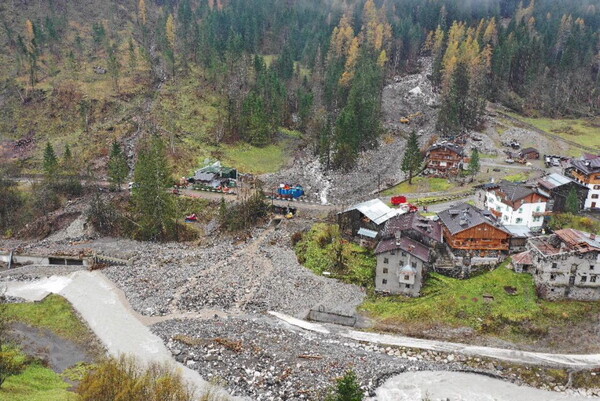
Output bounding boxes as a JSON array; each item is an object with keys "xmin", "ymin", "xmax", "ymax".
[
  {"xmin": 194, "ymin": 172, "xmax": 217, "ymax": 181},
  {"xmin": 438, "ymin": 203, "xmax": 509, "ymax": 235},
  {"xmin": 427, "ymin": 142, "xmax": 465, "ymax": 157},
  {"xmin": 342, "ymin": 199, "xmax": 401, "ymax": 226},
  {"xmin": 357, "ymin": 228, "xmax": 378, "ymax": 238},
  {"xmin": 537, "ymin": 173, "xmax": 575, "ymax": 190},
  {"xmin": 571, "ymin": 158, "xmax": 600, "ymax": 175}
]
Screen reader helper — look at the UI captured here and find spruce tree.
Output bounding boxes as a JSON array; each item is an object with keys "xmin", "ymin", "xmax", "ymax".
[
  {"xmin": 43, "ymin": 142, "xmax": 59, "ymax": 181},
  {"xmin": 468, "ymin": 148, "xmax": 481, "ymax": 178},
  {"xmin": 326, "ymin": 370, "xmax": 363, "ymax": 401},
  {"xmin": 566, "ymin": 187, "xmax": 579, "ymax": 215},
  {"xmin": 401, "ymin": 131, "xmax": 423, "ymax": 185},
  {"xmin": 132, "ymin": 136, "xmax": 175, "ymax": 240},
  {"xmin": 108, "ymin": 141, "xmax": 129, "ymax": 191},
  {"xmin": 61, "ymin": 144, "xmax": 82, "ymax": 195}
]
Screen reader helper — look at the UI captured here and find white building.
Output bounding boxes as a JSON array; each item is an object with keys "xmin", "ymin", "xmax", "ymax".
[
  {"xmin": 567, "ymin": 158, "xmax": 600, "ymax": 210},
  {"xmin": 482, "ymin": 181, "xmax": 549, "ymax": 231}
]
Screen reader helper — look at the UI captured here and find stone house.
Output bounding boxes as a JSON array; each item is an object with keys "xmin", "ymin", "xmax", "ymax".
[
  {"xmin": 424, "ymin": 142, "xmax": 466, "ymax": 177},
  {"xmin": 525, "ymin": 228, "xmax": 600, "ymax": 300},
  {"xmin": 374, "ymin": 212, "xmax": 442, "ymax": 297},
  {"xmin": 375, "ymin": 233, "xmax": 431, "ymax": 297}
]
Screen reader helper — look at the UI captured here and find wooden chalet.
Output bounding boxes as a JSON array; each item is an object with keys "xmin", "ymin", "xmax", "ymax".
[
  {"xmin": 518, "ymin": 147, "xmax": 540, "ymax": 160},
  {"xmin": 537, "ymin": 173, "xmax": 588, "ymax": 213},
  {"xmin": 425, "ymin": 142, "xmax": 465, "ymax": 177},
  {"xmin": 437, "ymin": 203, "xmax": 511, "ymax": 255}
]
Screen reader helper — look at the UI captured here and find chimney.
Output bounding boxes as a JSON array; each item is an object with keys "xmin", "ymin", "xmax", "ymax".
[
  {"xmin": 591, "ymin": 233, "xmax": 596, "ymax": 241},
  {"xmin": 395, "ymin": 231, "xmax": 402, "ymax": 245}
]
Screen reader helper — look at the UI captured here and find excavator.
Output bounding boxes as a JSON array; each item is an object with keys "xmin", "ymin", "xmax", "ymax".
[{"xmin": 400, "ymin": 112, "xmax": 423, "ymax": 124}]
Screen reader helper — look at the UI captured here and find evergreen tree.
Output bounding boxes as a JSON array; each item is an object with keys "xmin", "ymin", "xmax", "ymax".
[
  {"xmin": 43, "ymin": 142, "xmax": 59, "ymax": 181},
  {"xmin": 107, "ymin": 42, "xmax": 120, "ymax": 93},
  {"xmin": 326, "ymin": 370, "xmax": 363, "ymax": 401},
  {"xmin": 401, "ymin": 131, "xmax": 423, "ymax": 184},
  {"xmin": 108, "ymin": 141, "xmax": 129, "ymax": 191},
  {"xmin": 468, "ymin": 148, "xmax": 480, "ymax": 178},
  {"xmin": 566, "ymin": 187, "xmax": 580, "ymax": 214},
  {"xmin": 60, "ymin": 143, "xmax": 82, "ymax": 195},
  {"xmin": 132, "ymin": 136, "xmax": 176, "ymax": 241}
]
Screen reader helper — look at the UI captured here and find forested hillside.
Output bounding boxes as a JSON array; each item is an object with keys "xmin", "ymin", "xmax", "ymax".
[{"xmin": 0, "ymin": 0, "xmax": 598, "ymax": 174}]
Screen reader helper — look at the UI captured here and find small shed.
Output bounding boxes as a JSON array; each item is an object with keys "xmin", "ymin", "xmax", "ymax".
[{"xmin": 519, "ymin": 147, "xmax": 540, "ymax": 160}]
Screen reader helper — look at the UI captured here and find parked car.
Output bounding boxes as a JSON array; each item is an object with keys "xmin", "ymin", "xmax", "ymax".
[{"xmin": 505, "ymin": 158, "xmax": 515, "ymax": 164}]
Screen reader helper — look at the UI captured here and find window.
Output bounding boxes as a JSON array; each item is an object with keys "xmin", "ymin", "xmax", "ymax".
[
  {"xmin": 516, "ymin": 218, "xmax": 523, "ymax": 224},
  {"xmin": 382, "ymin": 279, "xmax": 387, "ymax": 285},
  {"xmin": 593, "ymin": 194, "xmax": 599, "ymax": 199},
  {"xmin": 594, "ymin": 185, "xmax": 600, "ymax": 190},
  {"xmin": 581, "ymin": 276, "xmax": 587, "ymax": 283},
  {"xmin": 595, "ymin": 175, "xmax": 600, "ymax": 180},
  {"xmin": 390, "ymin": 251, "xmax": 395, "ymax": 255},
  {"xmin": 552, "ymin": 262, "xmax": 558, "ymax": 269},
  {"xmin": 412, "ymin": 262, "xmax": 417, "ymax": 268},
  {"xmin": 518, "ymin": 208, "xmax": 523, "ymax": 213},
  {"xmin": 533, "ymin": 216, "xmax": 541, "ymax": 222},
  {"xmin": 550, "ymin": 273, "xmax": 557, "ymax": 281},
  {"xmin": 383, "ymin": 268, "xmax": 388, "ymax": 274},
  {"xmin": 383, "ymin": 258, "xmax": 389, "ymax": 264},
  {"xmin": 591, "ymin": 276, "xmax": 597, "ymax": 283},
  {"xmin": 535, "ymin": 206, "xmax": 541, "ymax": 212},
  {"xmin": 404, "ymin": 275, "xmax": 410, "ymax": 280},
  {"xmin": 402, "ymin": 252, "xmax": 407, "ymax": 256},
  {"xmin": 591, "ymin": 265, "xmax": 595, "ymax": 271},
  {"xmin": 405, "ymin": 284, "xmax": 411, "ymax": 289}
]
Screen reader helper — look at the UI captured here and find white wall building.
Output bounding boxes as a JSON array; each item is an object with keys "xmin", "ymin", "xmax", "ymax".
[{"xmin": 482, "ymin": 181, "xmax": 549, "ymax": 231}]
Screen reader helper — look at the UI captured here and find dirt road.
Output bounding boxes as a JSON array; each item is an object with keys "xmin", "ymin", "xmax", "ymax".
[{"xmin": 271, "ymin": 311, "xmax": 600, "ymax": 369}]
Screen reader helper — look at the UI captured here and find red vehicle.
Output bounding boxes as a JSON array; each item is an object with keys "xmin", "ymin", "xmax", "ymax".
[{"xmin": 391, "ymin": 196, "xmax": 407, "ymax": 206}]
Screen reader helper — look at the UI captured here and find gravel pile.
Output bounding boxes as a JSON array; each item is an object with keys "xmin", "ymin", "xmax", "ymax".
[
  {"xmin": 103, "ymin": 227, "xmax": 365, "ymax": 318},
  {"xmin": 152, "ymin": 315, "xmax": 449, "ymax": 400}
]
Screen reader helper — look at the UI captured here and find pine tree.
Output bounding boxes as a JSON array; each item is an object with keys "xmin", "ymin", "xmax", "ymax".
[
  {"xmin": 107, "ymin": 42, "xmax": 121, "ymax": 93},
  {"xmin": 326, "ymin": 370, "xmax": 363, "ymax": 401},
  {"xmin": 566, "ymin": 187, "xmax": 579, "ymax": 214},
  {"xmin": 468, "ymin": 148, "xmax": 480, "ymax": 178},
  {"xmin": 132, "ymin": 136, "xmax": 175, "ymax": 241},
  {"xmin": 61, "ymin": 144, "xmax": 82, "ymax": 195},
  {"xmin": 401, "ymin": 131, "xmax": 423, "ymax": 184},
  {"xmin": 108, "ymin": 141, "xmax": 129, "ymax": 191}
]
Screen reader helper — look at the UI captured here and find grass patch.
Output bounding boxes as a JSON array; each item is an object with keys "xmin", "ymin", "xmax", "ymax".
[
  {"xmin": 219, "ymin": 143, "xmax": 287, "ymax": 174},
  {"xmin": 295, "ymin": 223, "xmax": 375, "ymax": 288},
  {"xmin": 361, "ymin": 264, "xmax": 599, "ymax": 340},
  {"xmin": 548, "ymin": 213, "xmax": 600, "ymax": 234},
  {"xmin": 4, "ymin": 294, "xmax": 92, "ymax": 344},
  {"xmin": 1, "ymin": 362, "xmax": 77, "ymax": 401},
  {"xmin": 382, "ymin": 176, "xmax": 454, "ymax": 196},
  {"xmin": 506, "ymin": 112, "xmax": 600, "ymax": 149},
  {"xmin": 503, "ymin": 172, "xmax": 528, "ymax": 182}
]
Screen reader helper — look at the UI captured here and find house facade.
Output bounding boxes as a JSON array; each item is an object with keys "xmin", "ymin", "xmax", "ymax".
[
  {"xmin": 338, "ymin": 199, "xmax": 400, "ymax": 246},
  {"xmin": 438, "ymin": 203, "xmax": 511, "ymax": 256},
  {"xmin": 565, "ymin": 158, "xmax": 600, "ymax": 210},
  {"xmin": 424, "ymin": 142, "xmax": 465, "ymax": 177},
  {"xmin": 537, "ymin": 173, "xmax": 588, "ymax": 213},
  {"xmin": 482, "ymin": 181, "xmax": 549, "ymax": 230},
  {"xmin": 526, "ymin": 229, "xmax": 600, "ymax": 300},
  {"xmin": 375, "ymin": 234, "xmax": 431, "ymax": 297}
]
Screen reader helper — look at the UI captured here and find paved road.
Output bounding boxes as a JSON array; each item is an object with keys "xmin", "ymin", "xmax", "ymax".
[
  {"xmin": 2, "ymin": 272, "xmax": 243, "ymax": 400},
  {"xmin": 270, "ymin": 311, "xmax": 600, "ymax": 369}
]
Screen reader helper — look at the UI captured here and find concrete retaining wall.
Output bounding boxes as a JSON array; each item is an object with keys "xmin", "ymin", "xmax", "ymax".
[{"xmin": 307, "ymin": 308, "xmax": 357, "ymax": 327}]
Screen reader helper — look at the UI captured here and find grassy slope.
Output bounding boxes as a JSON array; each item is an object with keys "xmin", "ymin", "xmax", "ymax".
[
  {"xmin": 361, "ymin": 265, "xmax": 600, "ymax": 341},
  {"xmin": 506, "ymin": 112, "xmax": 600, "ymax": 149},
  {"xmin": 2, "ymin": 361, "xmax": 77, "ymax": 401},
  {"xmin": 295, "ymin": 223, "xmax": 375, "ymax": 288},
  {"xmin": 382, "ymin": 176, "xmax": 455, "ymax": 196},
  {"xmin": 5, "ymin": 294, "xmax": 95, "ymax": 344}
]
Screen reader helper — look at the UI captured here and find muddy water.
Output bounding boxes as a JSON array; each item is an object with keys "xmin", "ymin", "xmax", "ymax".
[
  {"xmin": 9, "ymin": 322, "xmax": 94, "ymax": 372},
  {"xmin": 369, "ymin": 371, "xmax": 593, "ymax": 401}
]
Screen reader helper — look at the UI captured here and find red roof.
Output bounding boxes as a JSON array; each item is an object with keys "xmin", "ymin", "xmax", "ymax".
[
  {"xmin": 512, "ymin": 250, "xmax": 533, "ymax": 265},
  {"xmin": 382, "ymin": 213, "xmax": 442, "ymax": 243},
  {"xmin": 375, "ymin": 236, "xmax": 431, "ymax": 262}
]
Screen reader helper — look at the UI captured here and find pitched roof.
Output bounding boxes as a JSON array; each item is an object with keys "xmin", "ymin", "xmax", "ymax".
[
  {"xmin": 571, "ymin": 158, "xmax": 600, "ymax": 175},
  {"xmin": 490, "ymin": 181, "xmax": 549, "ymax": 203},
  {"xmin": 537, "ymin": 173, "xmax": 574, "ymax": 190},
  {"xmin": 427, "ymin": 142, "xmax": 464, "ymax": 157},
  {"xmin": 342, "ymin": 199, "xmax": 401, "ymax": 226},
  {"xmin": 555, "ymin": 229, "xmax": 600, "ymax": 253},
  {"xmin": 512, "ymin": 250, "xmax": 533, "ymax": 265},
  {"xmin": 438, "ymin": 203, "xmax": 509, "ymax": 235},
  {"xmin": 375, "ymin": 236, "xmax": 431, "ymax": 262},
  {"xmin": 382, "ymin": 212, "xmax": 442, "ymax": 243},
  {"xmin": 519, "ymin": 147, "xmax": 538, "ymax": 155}
]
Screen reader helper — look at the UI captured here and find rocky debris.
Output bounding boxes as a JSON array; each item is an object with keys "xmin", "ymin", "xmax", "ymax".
[{"xmin": 152, "ymin": 315, "xmax": 453, "ymax": 400}]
